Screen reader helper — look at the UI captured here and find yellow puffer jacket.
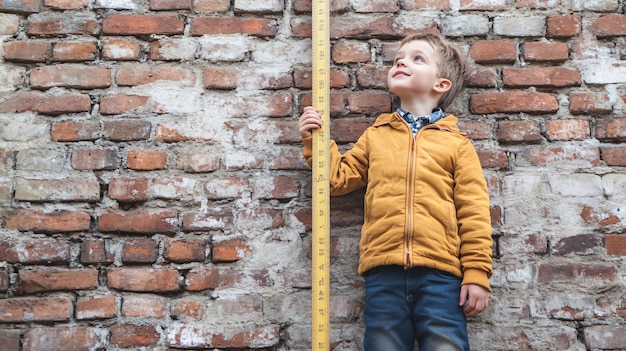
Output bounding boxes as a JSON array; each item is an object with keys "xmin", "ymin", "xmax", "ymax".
[{"xmin": 302, "ymin": 112, "xmax": 493, "ymax": 291}]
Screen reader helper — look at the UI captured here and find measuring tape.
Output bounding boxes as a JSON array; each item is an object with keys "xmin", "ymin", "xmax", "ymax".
[{"xmin": 311, "ymin": 0, "xmax": 330, "ymax": 350}]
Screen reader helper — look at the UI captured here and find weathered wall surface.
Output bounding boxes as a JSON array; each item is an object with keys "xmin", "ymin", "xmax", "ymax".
[{"xmin": 0, "ymin": 0, "xmax": 625, "ymax": 350}]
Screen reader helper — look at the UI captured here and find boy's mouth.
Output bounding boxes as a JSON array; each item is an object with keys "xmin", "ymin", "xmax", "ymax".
[{"xmin": 393, "ymin": 71, "xmax": 409, "ymax": 77}]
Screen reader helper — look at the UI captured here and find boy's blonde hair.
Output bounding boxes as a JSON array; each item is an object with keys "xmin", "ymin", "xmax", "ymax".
[{"xmin": 400, "ymin": 32, "xmax": 471, "ymax": 110}]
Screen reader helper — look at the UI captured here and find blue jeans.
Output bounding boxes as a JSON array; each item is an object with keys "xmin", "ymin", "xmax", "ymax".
[{"xmin": 363, "ymin": 265, "xmax": 469, "ymax": 351}]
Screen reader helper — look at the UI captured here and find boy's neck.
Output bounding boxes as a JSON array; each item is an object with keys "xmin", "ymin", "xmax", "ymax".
[{"xmin": 399, "ymin": 100, "xmax": 439, "ymax": 117}]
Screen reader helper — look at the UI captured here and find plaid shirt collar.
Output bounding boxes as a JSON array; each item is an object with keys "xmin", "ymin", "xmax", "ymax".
[{"xmin": 397, "ymin": 107, "xmax": 444, "ymax": 134}]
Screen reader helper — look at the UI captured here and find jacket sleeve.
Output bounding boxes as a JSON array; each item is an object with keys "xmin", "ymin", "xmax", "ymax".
[
  {"xmin": 301, "ymin": 131, "xmax": 369, "ymax": 196},
  {"xmin": 453, "ymin": 138, "xmax": 493, "ymax": 291}
]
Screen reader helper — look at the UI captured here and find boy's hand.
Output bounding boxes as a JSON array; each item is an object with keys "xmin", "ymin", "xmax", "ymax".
[
  {"xmin": 298, "ymin": 106, "xmax": 323, "ymax": 138},
  {"xmin": 459, "ymin": 284, "xmax": 489, "ymax": 317}
]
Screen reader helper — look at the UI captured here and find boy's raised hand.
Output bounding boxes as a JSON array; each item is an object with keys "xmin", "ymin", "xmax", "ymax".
[{"xmin": 298, "ymin": 106, "xmax": 323, "ymax": 138}]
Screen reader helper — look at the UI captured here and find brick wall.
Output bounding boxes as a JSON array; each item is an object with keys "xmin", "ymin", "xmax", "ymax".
[{"xmin": 0, "ymin": 0, "xmax": 625, "ymax": 350}]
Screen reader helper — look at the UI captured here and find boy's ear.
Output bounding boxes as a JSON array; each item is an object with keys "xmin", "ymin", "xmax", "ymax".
[{"xmin": 433, "ymin": 78, "xmax": 452, "ymax": 93}]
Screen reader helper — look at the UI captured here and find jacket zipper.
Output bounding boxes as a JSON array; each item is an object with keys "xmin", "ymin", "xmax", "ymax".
[{"xmin": 405, "ymin": 132, "xmax": 416, "ymax": 268}]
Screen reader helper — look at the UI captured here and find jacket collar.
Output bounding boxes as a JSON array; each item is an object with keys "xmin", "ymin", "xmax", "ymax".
[{"xmin": 373, "ymin": 112, "xmax": 462, "ymax": 134}]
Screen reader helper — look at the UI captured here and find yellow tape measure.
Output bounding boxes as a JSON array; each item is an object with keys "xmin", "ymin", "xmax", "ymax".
[{"xmin": 311, "ymin": 0, "xmax": 330, "ymax": 350}]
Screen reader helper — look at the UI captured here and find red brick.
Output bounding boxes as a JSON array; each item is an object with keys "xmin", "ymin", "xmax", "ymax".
[
  {"xmin": 116, "ymin": 64, "xmax": 195, "ymax": 86},
  {"xmin": 596, "ymin": 119, "xmax": 626, "ymax": 142},
  {"xmin": 0, "ymin": 239, "xmax": 70, "ymax": 264},
  {"xmin": 602, "ymin": 147, "xmax": 626, "ymax": 166},
  {"xmin": 585, "ymin": 326, "xmax": 626, "ymax": 350},
  {"xmin": 332, "ymin": 40, "xmax": 370, "ymax": 63},
  {"xmin": 477, "ymin": 149, "xmax": 508, "ymax": 169},
  {"xmin": 524, "ymin": 42, "xmax": 569, "ymax": 62},
  {"xmin": 5, "ymin": 209, "xmax": 90, "ymax": 233},
  {"xmin": 122, "ymin": 294, "xmax": 167, "ymax": 318},
  {"xmin": 0, "ymin": 297, "xmax": 71, "ymax": 322},
  {"xmin": 102, "ymin": 38, "xmax": 141, "ymax": 60},
  {"xmin": 203, "ymin": 68, "xmax": 238, "ymax": 90},
  {"xmin": 19, "ymin": 268, "xmax": 98, "ymax": 293},
  {"xmin": 155, "ymin": 124, "xmax": 202, "ymax": 143},
  {"xmin": 503, "ymin": 67, "xmax": 581, "ymax": 88},
  {"xmin": 76, "ymin": 295, "xmax": 117, "ymax": 320},
  {"xmin": 469, "ymin": 40, "xmax": 516, "ymax": 64},
  {"xmin": 545, "ymin": 120, "xmax": 589, "ymax": 141},
  {"xmin": 471, "ymin": 92, "xmax": 558, "ymax": 114},
  {"xmin": 0, "ymin": 91, "xmax": 91, "ymax": 115},
  {"xmin": 45, "ymin": 0, "xmax": 88, "ymax": 9},
  {"xmin": 103, "ymin": 14, "xmax": 184, "ymax": 35},
  {"xmin": 331, "ymin": 16, "xmax": 395, "ymax": 39},
  {"xmin": 122, "ymin": 238, "xmax": 158, "ymax": 263},
  {"xmin": 38, "ymin": 93, "xmax": 92, "ymax": 115},
  {"xmin": 98, "ymin": 210, "xmax": 178, "ymax": 234},
  {"xmin": 547, "ymin": 15, "xmax": 581, "ymax": 38},
  {"xmin": 570, "ymin": 92, "xmax": 612, "ymax": 115},
  {"xmin": 403, "ymin": 0, "xmax": 450, "ymax": 10},
  {"xmin": 80, "ymin": 239, "xmax": 115, "ymax": 264},
  {"xmin": 253, "ymin": 175, "xmax": 299, "ymax": 199},
  {"xmin": 353, "ymin": 65, "xmax": 388, "ymax": 89},
  {"xmin": 3, "ymin": 41, "xmax": 48, "ymax": 62},
  {"xmin": 458, "ymin": 120, "xmax": 491, "ymax": 140},
  {"xmin": 171, "ymin": 298, "xmax": 205, "ymax": 320},
  {"xmin": 150, "ymin": 0, "xmax": 191, "ymax": 10},
  {"xmin": 194, "ymin": 0, "xmax": 229, "ymax": 12},
  {"xmin": 166, "ymin": 324, "xmax": 280, "ymax": 349},
  {"xmin": 460, "ymin": 0, "xmax": 506, "ymax": 10},
  {"xmin": 0, "ymin": 270, "xmax": 8, "ymax": 292},
  {"xmin": 467, "ymin": 66, "xmax": 497, "ymax": 88},
  {"xmin": 552, "ymin": 234, "xmax": 603, "ymax": 255},
  {"xmin": 581, "ymin": 205, "xmax": 620, "ymax": 226},
  {"xmin": 606, "ymin": 235, "xmax": 626, "ymax": 255},
  {"xmin": 164, "ymin": 238, "xmax": 206, "ymax": 263},
  {"xmin": 538, "ymin": 263, "xmax": 617, "ymax": 282},
  {"xmin": 103, "ymin": 120, "xmax": 151, "ymax": 141},
  {"xmin": 185, "ymin": 267, "xmax": 271, "ymax": 291},
  {"xmin": 30, "ymin": 65, "xmax": 111, "ymax": 89},
  {"xmin": 526, "ymin": 146, "xmax": 600, "ymax": 167},
  {"xmin": 126, "ymin": 149, "xmax": 168, "ymax": 170},
  {"xmin": 330, "ymin": 117, "xmax": 375, "ymax": 143},
  {"xmin": 0, "ymin": 0, "xmax": 41, "ymax": 13},
  {"xmin": 51, "ymin": 120, "xmax": 101, "ymax": 141},
  {"xmin": 27, "ymin": 12, "xmax": 98, "ymax": 35},
  {"xmin": 490, "ymin": 206, "xmax": 502, "ymax": 226},
  {"xmin": 590, "ymin": 14, "xmax": 626, "ymax": 38},
  {"xmin": 100, "ymin": 94, "xmax": 148, "ymax": 115},
  {"xmin": 52, "ymin": 41, "xmax": 97, "ymax": 62},
  {"xmin": 347, "ymin": 92, "xmax": 391, "ymax": 114},
  {"xmin": 72, "ymin": 148, "xmax": 119, "ymax": 170},
  {"xmin": 23, "ymin": 327, "xmax": 106, "ymax": 351},
  {"xmin": 191, "ymin": 17, "xmax": 278, "ymax": 36},
  {"xmin": 182, "ymin": 208, "xmax": 234, "ymax": 231},
  {"xmin": 107, "ymin": 268, "xmax": 180, "ymax": 292},
  {"xmin": 111, "ymin": 324, "xmax": 160, "ymax": 348},
  {"xmin": 0, "ymin": 330, "xmax": 20, "ymax": 351},
  {"xmin": 212, "ymin": 237, "xmax": 251, "ymax": 262},
  {"xmin": 497, "ymin": 121, "xmax": 542, "ymax": 144},
  {"xmin": 109, "ymin": 177, "xmax": 149, "ymax": 202}
]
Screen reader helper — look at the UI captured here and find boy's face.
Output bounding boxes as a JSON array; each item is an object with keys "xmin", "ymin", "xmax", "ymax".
[{"xmin": 387, "ymin": 40, "xmax": 444, "ymax": 101}]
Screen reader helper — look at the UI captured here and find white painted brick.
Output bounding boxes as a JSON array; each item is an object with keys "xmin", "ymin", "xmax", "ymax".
[
  {"xmin": 571, "ymin": 0, "xmax": 618, "ymax": 11},
  {"xmin": 493, "ymin": 16, "xmax": 546, "ymax": 37},
  {"xmin": 579, "ymin": 59, "xmax": 626, "ymax": 84},
  {"xmin": 199, "ymin": 35, "xmax": 250, "ymax": 62},
  {"xmin": 440, "ymin": 15, "xmax": 490, "ymax": 37},
  {"xmin": 94, "ymin": 0, "xmax": 141, "ymax": 9},
  {"xmin": 234, "ymin": 0, "xmax": 284, "ymax": 13}
]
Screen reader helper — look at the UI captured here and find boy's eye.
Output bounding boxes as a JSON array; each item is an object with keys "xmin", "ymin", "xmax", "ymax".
[{"xmin": 414, "ymin": 56, "xmax": 424, "ymax": 62}]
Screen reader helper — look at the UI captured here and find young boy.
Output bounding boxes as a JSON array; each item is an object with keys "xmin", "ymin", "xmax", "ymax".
[{"xmin": 298, "ymin": 32, "xmax": 493, "ymax": 351}]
